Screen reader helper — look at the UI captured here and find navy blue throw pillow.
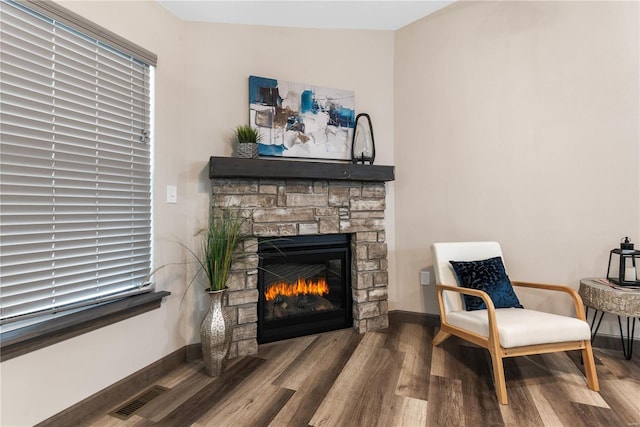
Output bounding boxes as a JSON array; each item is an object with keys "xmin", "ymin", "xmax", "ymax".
[{"xmin": 449, "ymin": 257, "xmax": 523, "ymax": 311}]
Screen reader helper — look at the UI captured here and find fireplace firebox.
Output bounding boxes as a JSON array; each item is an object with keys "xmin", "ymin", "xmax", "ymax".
[{"xmin": 257, "ymin": 234, "xmax": 352, "ymax": 343}]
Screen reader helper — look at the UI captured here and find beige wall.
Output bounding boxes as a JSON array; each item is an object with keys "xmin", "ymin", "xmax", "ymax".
[
  {"xmin": 0, "ymin": 2, "xmax": 395, "ymax": 425},
  {"xmin": 394, "ymin": 0, "xmax": 639, "ymax": 332}
]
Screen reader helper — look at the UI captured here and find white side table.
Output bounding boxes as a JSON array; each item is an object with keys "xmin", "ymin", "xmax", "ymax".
[{"xmin": 579, "ymin": 278, "xmax": 640, "ymax": 359}]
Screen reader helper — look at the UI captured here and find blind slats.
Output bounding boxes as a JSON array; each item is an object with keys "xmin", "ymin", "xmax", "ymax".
[
  {"xmin": 0, "ymin": 0, "xmax": 154, "ymax": 326},
  {"xmin": 2, "ymin": 257, "xmax": 152, "ymax": 288},
  {"xmin": 1, "ymin": 239, "xmax": 152, "ymax": 262}
]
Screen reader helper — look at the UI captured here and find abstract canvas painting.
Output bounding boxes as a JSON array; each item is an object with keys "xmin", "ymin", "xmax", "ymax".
[{"xmin": 249, "ymin": 76, "xmax": 355, "ymax": 161}]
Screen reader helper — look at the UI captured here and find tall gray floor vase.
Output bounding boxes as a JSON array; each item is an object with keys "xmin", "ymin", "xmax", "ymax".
[{"xmin": 200, "ymin": 289, "xmax": 234, "ymax": 377}]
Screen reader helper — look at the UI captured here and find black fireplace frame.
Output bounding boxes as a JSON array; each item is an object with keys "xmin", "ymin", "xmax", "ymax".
[{"xmin": 257, "ymin": 234, "xmax": 353, "ymax": 344}]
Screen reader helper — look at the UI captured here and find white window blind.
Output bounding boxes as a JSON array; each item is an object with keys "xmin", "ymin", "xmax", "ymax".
[{"xmin": 0, "ymin": 0, "xmax": 154, "ymax": 325}]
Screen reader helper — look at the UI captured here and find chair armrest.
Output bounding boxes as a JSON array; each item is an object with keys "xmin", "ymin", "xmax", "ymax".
[
  {"xmin": 511, "ymin": 281, "xmax": 586, "ymax": 321},
  {"xmin": 436, "ymin": 284, "xmax": 496, "ymax": 310},
  {"xmin": 436, "ymin": 284, "xmax": 500, "ymax": 344}
]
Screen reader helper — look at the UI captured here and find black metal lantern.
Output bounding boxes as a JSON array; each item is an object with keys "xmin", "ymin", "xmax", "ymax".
[
  {"xmin": 351, "ymin": 113, "xmax": 375, "ymax": 165},
  {"xmin": 606, "ymin": 237, "xmax": 640, "ymax": 286}
]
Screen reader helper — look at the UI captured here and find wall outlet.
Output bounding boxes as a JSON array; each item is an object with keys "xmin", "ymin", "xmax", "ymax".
[{"xmin": 420, "ymin": 270, "xmax": 431, "ymax": 286}]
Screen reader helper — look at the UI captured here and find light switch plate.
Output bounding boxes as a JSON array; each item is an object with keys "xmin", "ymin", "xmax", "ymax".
[{"xmin": 166, "ymin": 185, "xmax": 177, "ymax": 204}]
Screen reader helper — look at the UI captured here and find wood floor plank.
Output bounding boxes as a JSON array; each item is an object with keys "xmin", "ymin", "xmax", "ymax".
[
  {"xmin": 343, "ymin": 345, "xmax": 403, "ymax": 427},
  {"xmin": 540, "ymin": 352, "xmax": 607, "ymax": 407},
  {"xmin": 269, "ymin": 367, "xmax": 342, "ymax": 427},
  {"xmin": 394, "ymin": 322, "xmax": 432, "ymax": 400},
  {"xmin": 597, "ymin": 377, "xmax": 640, "ymax": 424},
  {"xmin": 454, "ymin": 346, "xmax": 504, "ymax": 427},
  {"xmin": 430, "ymin": 339, "xmax": 447, "ymax": 378},
  {"xmin": 440, "ymin": 336, "xmax": 470, "ymax": 380},
  {"xmin": 269, "ymin": 330, "xmax": 362, "ymax": 426},
  {"xmin": 150, "ymin": 359, "xmax": 204, "ymax": 389},
  {"xmin": 426, "ymin": 375, "xmax": 464, "ymax": 427},
  {"xmin": 308, "ymin": 331, "xmax": 396, "ymax": 426},
  {"xmin": 515, "ymin": 352, "xmax": 615, "ymax": 427},
  {"xmin": 525, "ymin": 383, "xmax": 565, "ymax": 427},
  {"xmin": 514, "ymin": 354, "xmax": 582, "ymax": 427},
  {"xmin": 595, "ymin": 347, "xmax": 640, "ymax": 380},
  {"xmin": 135, "ymin": 361, "xmax": 216, "ymax": 421},
  {"xmin": 253, "ymin": 333, "xmax": 319, "ymax": 383},
  {"xmin": 256, "ymin": 333, "xmax": 316, "ymax": 362},
  {"xmin": 512, "ymin": 354, "xmax": 610, "ymax": 427},
  {"xmin": 198, "ymin": 383, "xmax": 295, "ymax": 426},
  {"xmin": 496, "ymin": 357, "xmax": 545, "ymax": 427},
  {"xmin": 391, "ymin": 396, "xmax": 428, "ymax": 427},
  {"xmin": 570, "ymin": 401, "xmax": 627, "ymax": 427},
  {"xmin": 151, "ymin": 356, "xmax": 266, "ymax": 427},
  {"xmin": 89, "ymin": 414, "xmax": 146, "ymax": 427},
  {"xmin": 272, "ymin": 328, "xmax": 360, "ymax": 390},
  {"xmin": 213, "ymin": 333, "xmax": 317, "ymax": 397}
]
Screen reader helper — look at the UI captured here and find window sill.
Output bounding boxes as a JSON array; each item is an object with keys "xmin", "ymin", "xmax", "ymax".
[{"xmin": 0, "ymin": 291, "xmax": 170, "ymax": 362}]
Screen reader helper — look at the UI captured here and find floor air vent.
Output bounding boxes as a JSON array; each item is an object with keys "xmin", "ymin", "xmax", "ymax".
[{"xmin": 110, "ymin": 385, "xmax": 168, "ymax": 420}]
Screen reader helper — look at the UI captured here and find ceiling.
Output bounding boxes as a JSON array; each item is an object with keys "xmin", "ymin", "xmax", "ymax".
[{"xmin": 155, "ymin": 1, "xmax": 455, "ymax": 31}]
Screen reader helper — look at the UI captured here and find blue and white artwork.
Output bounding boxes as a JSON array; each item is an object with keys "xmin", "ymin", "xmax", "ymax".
[{"xmin": 249, "ymin": 76, "xmax": 355, "ymax": 161}]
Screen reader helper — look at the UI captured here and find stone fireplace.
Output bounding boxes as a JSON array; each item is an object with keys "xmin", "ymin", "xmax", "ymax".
[{"xmin": 209, "ymin": 156, "xmax": 394, "ymax": 358}]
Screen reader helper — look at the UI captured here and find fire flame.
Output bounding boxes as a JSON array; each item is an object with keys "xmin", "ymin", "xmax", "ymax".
[{"xmin": 265, "ymin": 277, "xmax": 329, "ymax": 301}]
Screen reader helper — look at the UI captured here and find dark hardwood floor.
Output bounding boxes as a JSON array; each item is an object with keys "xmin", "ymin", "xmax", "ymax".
[{"xmin": 88, "ymin": 314, "xmax": 640, "ymax": 427}]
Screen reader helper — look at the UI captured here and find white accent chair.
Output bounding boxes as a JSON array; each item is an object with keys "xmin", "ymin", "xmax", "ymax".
[{"xmin": 431, "ymin": 241, "xmax": 599, "ymax": 405}]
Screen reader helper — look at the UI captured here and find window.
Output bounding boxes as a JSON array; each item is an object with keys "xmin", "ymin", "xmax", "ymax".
[{"xmin": 0, "ymin": 0, "xmax": 157, "ymax": 328}]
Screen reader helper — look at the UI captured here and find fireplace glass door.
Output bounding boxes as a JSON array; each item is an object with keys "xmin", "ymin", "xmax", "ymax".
[{"xmin": 258, "ymin": 234, "xmax": 352, "ymax": 343}]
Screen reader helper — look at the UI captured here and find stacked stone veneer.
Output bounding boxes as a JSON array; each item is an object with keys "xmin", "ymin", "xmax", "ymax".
[{"xmin": 211, "ymin": 178, "xmax": 389, "ymax": 358}]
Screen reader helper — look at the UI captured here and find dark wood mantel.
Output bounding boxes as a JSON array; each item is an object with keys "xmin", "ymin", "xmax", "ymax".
[{"xmin": 209, "ymin": 156, "xmax": 394, "ymax": 182}]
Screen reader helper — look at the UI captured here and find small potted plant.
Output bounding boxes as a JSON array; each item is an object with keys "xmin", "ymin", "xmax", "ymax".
[{"xmin": 234, "ymin": 124, "xmax": 261, "ymax": 159}]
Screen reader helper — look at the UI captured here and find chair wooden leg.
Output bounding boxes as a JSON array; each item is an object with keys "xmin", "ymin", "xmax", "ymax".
[
  {"xmin": 490, "ymin": 352, "xmax": 508, "ymax": 405},
  {"xmin": 432, "ymin": 330, "xmax": 451, "ymax": 346},
  {"xmin": 581, "ymin": 341, "xmax": 600, "ymax": 392}
]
